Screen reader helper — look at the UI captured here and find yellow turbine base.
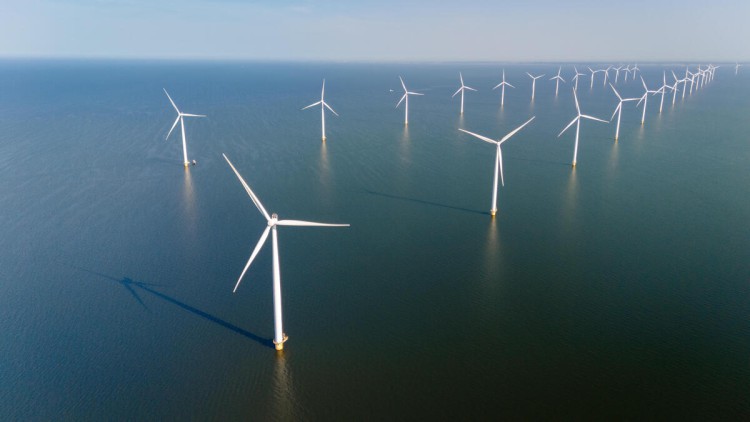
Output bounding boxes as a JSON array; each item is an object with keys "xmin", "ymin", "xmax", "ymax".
[
  {"xmin": 273, "ymin": 334, "xmax": 289, "ymax": 351},
  {"xmin": 184, "ymin": 163, "xmax": 189, "ymax": 168},
  {"xmin": 572, "ymin": 162, "xmax": 577, "ymax": 168},
  {"xmin": 490, "ymin": 210, "xmax": 496, "ymax": 217}
]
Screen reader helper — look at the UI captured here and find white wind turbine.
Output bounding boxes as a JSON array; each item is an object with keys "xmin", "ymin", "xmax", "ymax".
[
  {"xmin": 164, "ymin": 89, "xmax": 206, "ymax": 168},
  {"xmin": 602, "ymin": 66, "xmax": 613, "ymax": 87},
  {"xmin": 396, "ymin": 76, "xmax": 423, "ymax": 125},
  {"xmin": 493, "ymin": 69, "xmax": 515, "ymax": 106},
  {"xmin": 682, "ymin": 67, "xmax": 690, "ymax": 99},
  {"xmin": 736, "ymin": 62, "xmax": 742, "ymax": 75},
  {"xmin": 609, "ymin": 83, "xmax": 639, "ymax": 141},
  {"xmin": 655, "ymin": 71, "xmax": 674, "ymax": 113},
  {"xmin": 623, "ymin": 65, "xmax": 631, "ymax": 82},
  {"xmin": 636, "ymin": 76, "xmax": 659, "ymax": 125},
  {"xmin": 458, "ymin": 116, "xmax": 535, "ymax": 217},
  {"xmin": 550, "ymin": 67, "xmax": 566, "ymax": 96},
  {"xmin": 526, "ymin": 72, "xmax": 545, "ymax": 100},
  {"xmin": 302, "ymin": 79, "xmax": 338, "ymax": 141},
  {"xmin": 223, "ymin": 154, "xmax": 349, "ymax": 351},
  {"xmin": 670, "ymin": 71, "xmax": 682, "ymax": 105},
  {"xmin": 588, "ymin": 67, "xmax": 604, "ymax": 89},
  {"xmin": 613, "ymin": 65, "xmax": 623, "ymax": 84},
  {"xmin": 558, "ymin": 89, "xmax": 608, "ymax": 167},
  {"xmin": 571, "ymin": 66, "xmax": 585, "ymax": 91},
  {"xmin": 452, "ymin": 72, "xmax": 477, "ymax": 114}
]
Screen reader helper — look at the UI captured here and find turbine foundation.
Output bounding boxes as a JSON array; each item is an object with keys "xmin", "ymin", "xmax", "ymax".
[
  {"xmin": 490, "ymin": 209, "xmax": 496, "ymax": 217},
  {"xmin": 274, "ymin": 334, "xmax": 289, "ymax": 351}
]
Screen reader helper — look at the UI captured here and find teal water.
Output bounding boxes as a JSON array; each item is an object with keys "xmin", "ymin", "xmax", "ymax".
[{"xmin": 0, "ymin": 60, "xmax": 748, "ymax": 419}]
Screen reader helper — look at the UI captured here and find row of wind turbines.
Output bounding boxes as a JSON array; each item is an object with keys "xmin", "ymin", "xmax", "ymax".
[{"xmin": 160, "ymin": 62, "xmax": 734, "ymax": 350}]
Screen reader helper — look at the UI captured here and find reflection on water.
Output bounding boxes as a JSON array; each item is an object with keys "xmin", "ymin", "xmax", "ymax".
[
  {"xmin": 271, "ymin": 353, "xmax": 304, "ymax": 420},
  {"xmin": 607, "ymin": 141, "xmax": 619, "ymax": 180},
  {"xmin": 481, "ymin": 217, "xmax": 502, "ymax": 288},
  {"xmin": 318, "ymin": 142, "xmax": 332, "ymax": 206},
  {"xmin": 561, "ymin": 168, "xmax": 579, "ymax": 235},
  {"xmin": 182, "ymin": 168, "xmax": 198, "ymax": 238}
]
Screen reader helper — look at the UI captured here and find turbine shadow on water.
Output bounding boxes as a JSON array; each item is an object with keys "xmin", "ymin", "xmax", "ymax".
[
  {"xmin": 363, "ymin": 189, "xmax": 488, "ymax": 216},
  {"xmin": 74, "ymin": 266, "xmax": 274, "ymax": 349}
]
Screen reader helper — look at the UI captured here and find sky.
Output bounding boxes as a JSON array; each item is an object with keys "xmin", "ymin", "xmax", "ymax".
[{"xmin": 1, "ymin": 0, "xmax": 748, "ymax": 62}]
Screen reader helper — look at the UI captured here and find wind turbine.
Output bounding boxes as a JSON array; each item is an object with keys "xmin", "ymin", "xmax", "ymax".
[
  {"xmin": 163, "ymin": 89, "xmax": 206, "ymax": 168},
  {"xmin": 602, "ymin": 66, "xmax": 613, "ymax": 87},
  {"xmin": 571, "ymin": 66, "xmax": 585, "ymax": 91},
  {"xmin": 655, "ymin": 71, "xmax": 674, "ymax": 113},
  {"xmin": 396, "ymin": 76, "xmax": 423, "ymax": 125},
  {"xmin": 682, "ymin": 67, "xmax": 690, "ymax": 99},
  {"xmin": 492, "ymin": 69, "xmax": 515, "ymax": 106},
  {"xmin": 670, "ymin": 70, "xmax": 682, "ymax": 105},
  {"xmin": 550, "ymin": 67, "xmax": 566, "ymax": 96},
  {"xmin": 458, "ymin": 116, "xmax": 535, "ymax": 217},
  {"xmin": 636, "ymin": 76, "xmax": 659, "ymax": 125},
  {"xmin": 736, "ymin": 62, "xmax": 742, "ymax": 75},
  {"xmin": 223, "ymin": 154, "xmax": 349, "ymax": 351},
  {"xmin": 558, "ymin": 89, "xmax": 608, "ymax": 167},
  {"xmin": 588, "ymin": 67, "xmax": 604, "ymax": 89},
  {"xmin": 452, "ymin": 72, "xmax": 477, "ymax": 114},
  {"xmin": 609, "ymin": 83, "xmax": 639, "ymax": 141},
  {"xmin": 526, "ymin": 72, "xmax": 545, "ymax": 100},
  {"xmin": 613, "ymin": 65, "xmax": 623, "ymax": 84},
  {"xmin": 623, "ymin": 65, "xmax": 631, "ymax": 82},
  {"xmin": 302, "ymin": 79, "xmax": 338, "ymax": 141}
]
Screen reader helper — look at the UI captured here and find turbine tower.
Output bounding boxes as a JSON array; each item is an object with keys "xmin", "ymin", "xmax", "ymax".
[
  {"xmin": 549, "ymin": 67, "xmax": 566, "ymax": 96},
  {"xmin": 558, "ymin": 89, "xmax": 608, "ymax": 167},
  {"xmin": 458, "ymin": 116, "xmax": 535, "ymax": 217},
  {"xmin": 526, "ymin": 72, "xmax": 545, "ymax": 101},
  {"xmin": 609, "ymin": 83, "xmax": 639, "ymax": 141},
  {"xmin": 396, "ymin": 76, "xmax": 424, "ymax": 125},
  {"xmin": 302, "ymin": 79, "xmax": 338, "ymax": 141},
  {"xmin": 223, "ymin": 154, "xmax": 349, "ymax": 351},
  {"xmin": 164, "ymin": 89, "xmax": 206, "ymax": 168},
  {"xmin": 492, "ymin": 69, "xmax": 515, "ymax": 107},
  {"xmin": 452, "ymin": 72, "xmax": 477, "ymax": 114}
]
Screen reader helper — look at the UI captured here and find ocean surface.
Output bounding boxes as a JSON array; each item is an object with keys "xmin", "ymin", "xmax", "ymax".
[{"xmin": 0, "ymin": 60, "xmax": 748, "ymax": 419}]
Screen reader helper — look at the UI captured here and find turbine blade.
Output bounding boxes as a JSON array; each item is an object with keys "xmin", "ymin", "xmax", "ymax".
[
  {"xmin": 324, "ymin": 102, "xmax": 339, "ymax": 116},
  {"xmin": 222, "ymin": 154, "xmax": 271, "ymax": 221},
  {"xmin": 609, "ymin": 83, "xmax": 622, "ymax": 100},
  {"xmin": 611, "ymin": 104, "xmax": 621, "ymax": 121},
  {"xmin": 506, "ymin": 83, "xmax": 515, "ymax": 88},
  {"xmin": 233, "ymin": 226, "xmax": 271, "ymax": 293},
  {"xmin": 163, "ymin": 88, "xmax": 179, "ymax": 113},
  {"xmin": 181, "ymin": 113, "xmax": 206, "ymax": 117},
  {"xmin": 302, "ymin": 101, "xmax": 322, "ymax": 110},
  {"xmin": 459, "ymin": 72, "xmax": 464, "ymax": 85},
  {"xmin": 581, "ymin": 115, "xmax": 608, "ymax": 123},
  {"xmin": 458, "ymin": 128, "xmax": 498, "ymax": 145},
  {"xmin": 499, "ymin": 116, "xmax": 536, "ymax": 144},
  {"xmin": 399, "ymin": 76, "xmax": 407, "ymax": 92},
  {"xmin": 396, "ymin": 94, "xmax": 406, "ymax": 108},
  {"xmin": 573, "ymin": 89, "xmax": 581, "ymax": 114},
  {"xmin": 276, "ymin": 220, "xmax": 350, "ymax": 227},
  {"xmin": 452, "ymin": 87, "xmax": 462, "ymax": 98},
  {"xmin": 465, "ymin": 86, "xmax": 477, "ymax": 91},
  {"xmin": 498, "ymin": 147, "xmax": 504, "ymax": 187},
  {"xmin": 407, "ymin": 92, "xmax": 424, "ymax": 96},
  {"xmin": 558, "ymin": 117, "xmax": 579, "ymax": 137},
  {"xmin": 166, "ymin": 116, "xmax": 180, "ymax": 140}
]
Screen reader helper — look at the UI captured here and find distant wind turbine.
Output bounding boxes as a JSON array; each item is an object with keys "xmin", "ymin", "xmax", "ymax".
[
  {"xmin": 452, "ymin": 72, "xmax": 477, "ymax": 114},
  {"xmin": 636, "ymin": 76, "xmax": 659, "ymax": 125},
  {"xmin": 558, "ymin": 89, "xmax": 608, "ymax": 167},
  {"xmin": 493, "ymin": 69, "xmax": 515, "ymax": 106},
  {"xmin": 613, "ymin": 65, "xmax": 623, "ymax": 84},
  {"xmin": 549, "ymin": 67, "xmax": 566, "ymax": 96},
  {"xmin": 736, "ymin": 62, "xmax": 742, "ymax": 75},
  {"xmin": 655, "ymin": 71, "xmax": 674, "ymax": 113},
  {"xmin": 670, "ymin": 70, "xmax": 683, "ymax": 105},
  {"xmin": 223, "ymin": 154, "xmax": 349, "ymax": 351},
  {"xmin": 163, "ymin": 89, "xmax": 206, "ymax": 168},
  {"xmin": 588, "ymin": 67, "xmax": 604, "ymax": 89},
  {"xmin": 396, "ymin": 76, "xmax": 424, "ymax": 125},
  {"xmin": 302, "ymin": 79, "xmax": 338, "ymax": 141},
  {"xmin": 458, "ymin": 116, "xmax": 535, "ymax": 217},
  {"xmin": 571, "ymin": 66, "xmax": 585, "ymax": 91},
  {"xmin": 526, "ymin": 72, "xmax": 545, "ymax": 100},
  {"xmin": 602, "ymin": 66, "xmax": 613, "ymax": 87},
  {"xmin": 609, "ymin": 83, "xmax": 639, "ymax": 141}
]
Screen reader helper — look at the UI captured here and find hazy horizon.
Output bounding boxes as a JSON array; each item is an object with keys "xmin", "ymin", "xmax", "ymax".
[{"xmin": 1, "ymin": 0, "xmax": 748, "ymax": 62}]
